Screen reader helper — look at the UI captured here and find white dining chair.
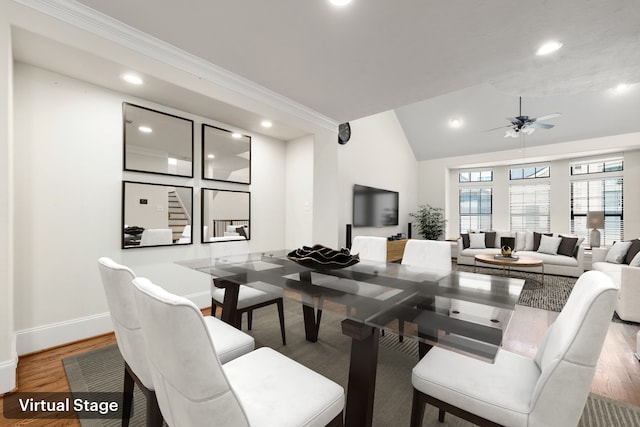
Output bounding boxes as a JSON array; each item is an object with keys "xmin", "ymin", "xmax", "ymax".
[
  {"xmin": 98, "ymin": 258, "xmax": 255, "ymax": 426},
  {"xmin": 210, "ymin": 239, "xmax": 286, "ymax": 345},
  {"xmin": 140, "ymin": 228, "xmax": 173, "ymax": 246},
  {"xmin": 350, "ymin": 236, "xmax": 387, "ymax": 263},
  {"xmin": 132, "ymin": 276, "xmax": 345, "ymax": 427},
  {"xmin": 396, "ymin": 239, "xmax": 452, "ymax": 342},
  {"xmin": 410, "ymin": 270, "xmax": 617, "ymax": 427}
]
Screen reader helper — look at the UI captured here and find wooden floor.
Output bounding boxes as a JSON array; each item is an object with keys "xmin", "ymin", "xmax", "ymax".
[{"xmin": 1, "ymin": 306, "xmax": 639, "ymax": 426}]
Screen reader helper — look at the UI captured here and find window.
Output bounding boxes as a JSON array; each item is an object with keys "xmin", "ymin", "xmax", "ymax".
[
  {"xmin": 509, "ymin": 183, "xmax": 551, "ymax": 232},
  {"xmin": 571, "ymin": 178, "xmax": 623, "ymax": 246},
  {"xmin": 459, "ymin": 170, "xmax": 492, "ymax": 183},
  {"xmin": 459, "ymin": 187, "xmax": 492, "ymax": 232},
  {"xmin": 571, "ymin": 159, "xmax": 623, "ymax": 175},
  {"xmin": 509, "ymin": 165, "xmax": 550, "ymax": 180}
]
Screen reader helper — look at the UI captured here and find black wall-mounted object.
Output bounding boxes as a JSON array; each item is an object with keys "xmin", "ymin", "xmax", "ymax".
[
  {"xmin": 408, "ymin": 222, "xmax": 412, "ymax": 239},
  {"xmin": 338, "ymin": 122, "xmax": 351, "ymax": 145},
  {"xmin": 346, "ymin": 224, "xmax": 352, "ymax": 249}
]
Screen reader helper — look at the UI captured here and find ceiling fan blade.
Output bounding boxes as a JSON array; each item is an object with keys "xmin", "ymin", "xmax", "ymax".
[
  {"xmin": 530, "ymin": 122, "xmax": 554, "ymax": 129},
  {"xmin": 483, "ymin": 125, "xmax": 512, "ymax": 132},
  {"xmin": 534, "ymin": 112, "xmax": 561, "ymax": 122}
]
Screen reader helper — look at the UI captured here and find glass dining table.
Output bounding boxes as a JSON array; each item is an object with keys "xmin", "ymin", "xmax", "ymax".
[{"xmin": 177, "ymin": 250, "xmax": 524, "ymax": 427}]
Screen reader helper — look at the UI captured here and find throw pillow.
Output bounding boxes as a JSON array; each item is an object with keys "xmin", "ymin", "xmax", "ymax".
[
  {"xmin": 515, "ymin": 231, "xmax": 527, "ymax": 251},
  {"xmin": 469, "ymin": 233, "xmax": 486, "ymax": 249},
  {"xmin": 484, "ymin": 231, "xmax": 497, "ymax": 248},
  {"xmin": 533, "ymin": 232, "xmax": 553, "ymax": 251},
  {"xmin": 537, "ymin": 235, "xmax": 562, "ymax": 255},
  {"xmin": 629, "ymin": 251, "xmax": 640, "ymax": 267},
  {"xmin": 605, "ymin": 241, "xmax": 633, "ymax": 264},
  {"xmin": 461, "ymin": 233, "xmax": 470, "ymax": 249},
  {"xmin": 557, "ymin": 236, "xmax": 579, "ymax": 257},
  {"xmin": 623, "ymin": 239, "xmax": 640, "ymax": 265}
]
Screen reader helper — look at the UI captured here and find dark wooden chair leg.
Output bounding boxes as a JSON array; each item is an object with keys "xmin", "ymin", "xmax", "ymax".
[
  {"xmin": 399, "ymin": 319, "xmax": 404, "ymax": 343},
  {"xmin": 410, "ymin": 388, "xmax": 427, "ymax": 427},
  {"xmin": 122, "ymin": 366, "xmax": 134, "ymax": 427},
  {"xmin": 211, "ymin": 299, "xmax": 218, "ymax": 317},
  {"xmin": 439, "ymin": 408, "xmax": 446, "ymax": 422},
  {"xmin": 277, "ymin": 298, "xmax": 287, "ymax": 345},
  {"xmin": 247, "ymin": 310, "xmax": 253, "ymax": 330},
  {"xmin": 146, "ymin": 390, "xmax": 163, "ymax": 427}
]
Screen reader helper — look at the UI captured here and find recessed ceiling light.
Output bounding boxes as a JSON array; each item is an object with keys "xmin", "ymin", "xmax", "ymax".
[
  {"xmin": 231, "ymin": 133, "xmax": 242, "ymax": 139},
  {"xmin": 611, "ymin": 83, "xmax": 630, "ymax": 94},
  {"xmin": 536, "ymin": 41, "xmax": 563, "ymax": 56},
  {"xmin": 261, "ymin": 120, "xmax": 273, "ymax": 128},
  {"xmin": 138, "ymin": 126, "xmax": 152, "ymax": 133},
  {"xmin": 449, "ymin": 118, "xmax": 463, "ymax": 128},
  {"xmin": 330, "ymin": 0, "xmax": 352, "ymax": 6},
  {"xmin": 207, "ymin": 154, "xmax": 215, "ymax": 159},
  {"xmin": 121, "ymin": 73, "xmax": 143, "ymax": 85}
]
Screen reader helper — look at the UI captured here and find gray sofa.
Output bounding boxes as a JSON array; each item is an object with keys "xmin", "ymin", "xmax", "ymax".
[
  {"xmin": 457, "ymin": 230, "xmax": 585, "ymax": 277},
  {"xmin": 591, "ymin": 240, "xmax": 640, "ymax": 323}
]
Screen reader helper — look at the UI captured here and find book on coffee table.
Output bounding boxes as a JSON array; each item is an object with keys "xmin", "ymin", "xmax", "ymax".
[{"xmin": 494, "ymin": 254, "xmax": 519, "ymax": 261}]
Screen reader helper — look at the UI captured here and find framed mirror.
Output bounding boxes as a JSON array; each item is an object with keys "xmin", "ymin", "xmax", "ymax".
[
  {"xmin": 123, "ymin": 103, "xmax": 194, "ymax": 177},
  {"xmin": 201, "ymin": 188, "xmax": 250, "ymax": 243},
  {"xmin": 202, "ymin": 124, "xmax": 251, "ymax": 184},
  {"xmin": 122, "ymin": 181, "xmax": 193, "ymax": 248}
]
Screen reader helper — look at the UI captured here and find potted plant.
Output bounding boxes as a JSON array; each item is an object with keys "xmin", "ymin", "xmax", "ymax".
[{"xmin": 410, "ymin": 204, "xmax": 447, "ymax": 240}]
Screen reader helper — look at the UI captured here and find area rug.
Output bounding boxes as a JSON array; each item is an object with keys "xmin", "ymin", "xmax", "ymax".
[
  {"xmin": 455, "ymin": 263, "xmax": 576, "ymax": 312},
  {"xmin": 63, "ymin": 301, "xmax": 640, "ymax": 427}
]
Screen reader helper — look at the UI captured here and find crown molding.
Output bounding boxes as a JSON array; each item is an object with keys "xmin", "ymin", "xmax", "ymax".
[{"xmin": 14, "ymin": 0, "xmax": 338, "ymax": 132}]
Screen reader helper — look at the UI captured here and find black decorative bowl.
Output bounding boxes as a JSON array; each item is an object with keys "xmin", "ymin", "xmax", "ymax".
[{"xmin": 287, "ymin": 244, "xmax": 360, "ymax": 270}]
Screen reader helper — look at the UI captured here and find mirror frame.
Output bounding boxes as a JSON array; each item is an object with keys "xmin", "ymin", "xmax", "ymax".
[
  {"xmin": 123, "ymin": 102, "xmax": 194, "ymax": 178},
  {"xmin": 201, "ymin": 123, "xmax": 252, "ymax": 184},
  {"xmin": 122, "ymin": 180, "xmax": 194, "ymax": 249},
  {"xmin": 200, "ymin": 188, "xmax": 251, "ymax": 244}
]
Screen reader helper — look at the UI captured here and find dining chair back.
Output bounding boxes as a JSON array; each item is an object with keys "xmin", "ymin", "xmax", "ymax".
[
  {"xmin": 97, "ymin": 257, "xmax": 162, "ymax": 426},
  {"xmin": 132, "ymin": 277, "xmax": 345, "ymax": 427},
  {"xmin": 401, "ymin": 239, "xmax": 451, "ymax": 272},
  {"xmin": 410, "ymin": 270, "xmax": 618, "ymax": 427},
  {"xmin": 350, "ymin": 236, "xmax": 387, "ymax": 263},
  {"xmin": 140, "ymin": 228, "xmax": 173, "ymax": 246}
]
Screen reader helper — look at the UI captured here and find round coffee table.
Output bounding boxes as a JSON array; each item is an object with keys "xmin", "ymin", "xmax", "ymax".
[{"xmin": 473, "ymin": 253, "xmax": 544, "ymax": 285}]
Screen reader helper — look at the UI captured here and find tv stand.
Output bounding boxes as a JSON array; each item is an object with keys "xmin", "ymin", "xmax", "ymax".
[{"xmin": 387, "ymin": 239, "xmax": 408, "ymax": 262}]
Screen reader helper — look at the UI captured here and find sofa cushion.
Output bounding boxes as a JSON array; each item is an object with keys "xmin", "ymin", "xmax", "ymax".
[
  {"xmin": 591, "ymin": 261, "xmax": 622, "ymax": 288},
  {"xmin": 557, "ymin": 236, "xmax": 579, "ymax": 257},
  {"xmin": 518, "ymin": 251, "xmax": 578, "ymax": 267},
  {"xmin": 484, "ymin": 231, "xmax": 497, "ymax": 248},
  {"xmin": 623, "ymin": 239, "xmax": 640, "ymax": 265},
  {"xmin": 533, "ymin": 232, "xmax": 553, "ymax": 251},
  {"xmin": 460, "ymin": 248, "xmax": 501, "ymax": 257},
  {"xmin": 538, "ymin": 235, "xmax": 562, "ymax": 255},
  {"xmin": 605, "ymin": 241, "xmax": 632, "ymax": 264},
  {"xmin": 515, "ymin": 231, "xmax": 533, "ymax": 251},
  {"xmin": 469, "ymin": 233, "xmax": 486, "ymax": 249},
  {"xmin": 461, "ymin": 233, "xmax": 470, "ymax": 249}
]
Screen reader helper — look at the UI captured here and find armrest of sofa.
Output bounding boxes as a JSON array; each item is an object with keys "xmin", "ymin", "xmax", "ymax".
[
  {"xmin": 592, "ymin": 247, "xmax": 609, "ymax": 263},
  {"xmin": 618, "ymin": 265, "xmax": 640, "ymax": 322},
  {"xmin": 457, "ymin": 238, "xmax": 464, "ymax": 257},
  {"xmin": 574, "ymin": 245, "xmax": 585, "ymax": 269}
]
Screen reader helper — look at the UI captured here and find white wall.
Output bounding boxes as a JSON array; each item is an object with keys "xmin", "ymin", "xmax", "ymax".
[
  {"xmin": 12, "ymin": 63, "xmax": 287, "ymax": 353},
  {"xmin": 285, "ymin": 135, "xmax": 314, "ymax": 249},
  {"xmin": 338, "ymin": 111, "xmax": 418, "ymax": 246},
  {"xmin": 418, "ymin": 133, "xmax": 640, "ymax": 239},
  {"xmin": 0, "ymin": 5, "xmax": 16, "ymax": 393}
]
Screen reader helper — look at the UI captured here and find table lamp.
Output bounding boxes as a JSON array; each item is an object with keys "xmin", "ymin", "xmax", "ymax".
[{"xmin": 587, "ymin": 211, "xmax": 604, "ymax": 248}]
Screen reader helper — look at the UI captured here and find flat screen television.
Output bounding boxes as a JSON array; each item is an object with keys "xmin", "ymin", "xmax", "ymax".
[{"xmin": 353, "ymin": 184, "xmax": 399, "ymax": 227}]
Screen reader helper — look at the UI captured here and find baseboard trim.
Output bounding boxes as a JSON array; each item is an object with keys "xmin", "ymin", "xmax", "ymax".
[
  {"xmin": 16, "ymin": 291, "xmax": 210, "ymax": 355},
  {"xmin": 0, "ymin": 356, "xmax": 18, "ymax": 394}
]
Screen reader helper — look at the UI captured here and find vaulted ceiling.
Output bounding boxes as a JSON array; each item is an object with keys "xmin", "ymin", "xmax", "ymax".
[{"xmin": 17, "ymin": 0, "xmax": 640, "ymax": 160}]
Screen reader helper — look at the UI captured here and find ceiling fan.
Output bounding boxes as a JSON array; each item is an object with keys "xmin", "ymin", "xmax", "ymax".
[{"xmin": 485, "ymin": 97, "xmax": 561, "ymax": 138}]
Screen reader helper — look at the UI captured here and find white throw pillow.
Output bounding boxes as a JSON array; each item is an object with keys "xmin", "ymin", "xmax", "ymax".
[
  {"xmin": 515, "ymin": 231, "xmax": 527, "ymax": 251},
  {"xmin": 524, "ymin": 232, "xmax": 534, "ymax": 251},
  {"xmin": 537, "ymin": 235, "xmax": 562, "ymax": 255},
  {"xmin": 629, "ymin": 252, "xmax": 640, "ymax": 267},
  {"xmin": 605, "ymin": 241, "xmax": 633, "ymax": 264},
  {"xmin": 469, "ymin": 233, "xmax": 486, "ymax": 249}
]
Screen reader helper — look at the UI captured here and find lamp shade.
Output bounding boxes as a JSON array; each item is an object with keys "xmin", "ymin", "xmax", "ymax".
[{"xmin": 587, "ymin": 211, "xmax": 605, "ymax": 229}]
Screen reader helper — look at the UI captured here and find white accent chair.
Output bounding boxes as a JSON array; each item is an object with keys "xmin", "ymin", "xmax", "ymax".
[
  {"xmin": 397, "ymin": 240, "xmax": 452, "ymax": 343},
  {"xmin": 210, "ymin": 239, "xmax": 287, "ymax": 345},
  {"xmin": 350, "ymin": 236, "xmax": 387, "ymax": 263},
  {"xmin": 98, "ymin": 258, "xmax": 255, "ymax": 426},
  {"xmin": 410, "ymin": 270, "xmax": 618, "ymax": 427},
  {"xmin": 140, "ymin": 228, "xmax": 173, "ymax": 246},
  {"xmin": 131, "ymin": 277, "xmax": 345, "ymax": 427}
]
